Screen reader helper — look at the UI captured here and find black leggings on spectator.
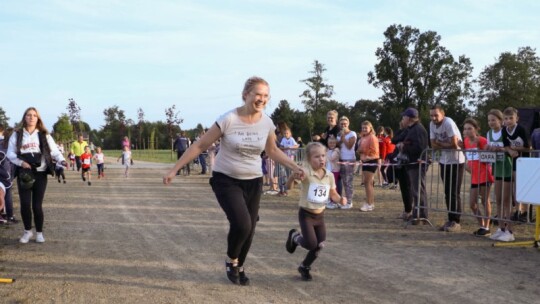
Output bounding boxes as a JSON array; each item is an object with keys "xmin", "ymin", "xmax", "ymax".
[
  {"xmin": 18, "ymin": 171, "xmax": 48, "ymax": 232},
  {"xmin": 210, "ymin": 172, "xmax": 262, "ymax": 267},
  {"xmin": 297, "ymin": 208, "xmax": 326, "ymax": 267}
]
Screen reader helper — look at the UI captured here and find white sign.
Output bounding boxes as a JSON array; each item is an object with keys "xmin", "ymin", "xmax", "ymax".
[
  {"xmin": 479, "ymin": 152, "xmax": 496, "ymax": 163},
  {"xmin": 516, "ymin": 158, "xmax": 540, "ymax": 205}
]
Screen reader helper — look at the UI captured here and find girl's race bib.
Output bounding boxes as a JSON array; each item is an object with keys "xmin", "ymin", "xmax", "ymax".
[{"xmin": 307, "ymin": 183, "xmax": 330, "ymax": 204}]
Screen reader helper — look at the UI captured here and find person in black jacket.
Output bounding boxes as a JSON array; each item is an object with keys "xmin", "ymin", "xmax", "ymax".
[{"xmin": 396, "ymin": 108, "xmax": 429, "ymax": 222}]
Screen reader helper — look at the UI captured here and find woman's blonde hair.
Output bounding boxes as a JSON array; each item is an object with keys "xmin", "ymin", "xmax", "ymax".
[
  {"xmin": 362, "ymin": 120, "xmax": 374, "ymax": 135},
  {"xmin": 242, "ymin": 76, "xmax": 269, "ymax": 101},
  {"xmin": 19, "ymin": 107, "xmax": 48, "ymax": 135}
]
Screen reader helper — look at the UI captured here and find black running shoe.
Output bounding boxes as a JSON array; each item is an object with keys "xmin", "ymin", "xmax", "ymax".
[
  {"xmin": 238, "ymin": 267, "xmax": 250, "ymax": 286},
  {"xmin": 82, "ymin": 175, "xmax": 86, "ymax": 182},
  {"xmin": 298, "ymin": 265, "xmax": 312, "ymax": 281},
  {"xmin": 225, "ymin": 261, "xmax": 239, "ymax": 284},
  {"xmin": 286, "ymin": 229, "xmax": 299, "ymax": 254}
]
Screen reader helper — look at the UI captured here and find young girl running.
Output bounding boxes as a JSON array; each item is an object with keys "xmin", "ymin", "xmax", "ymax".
[
  {"xmin": 117, "ymin": 146, "xmax": 132, "ymax": 178},
  {"xmin": 93, "ymin": 146, "xmax": 105, "ymax": 179},
  {"xmin": 462, "ymin": 118, "xmax": 493, "ymax": 236},
  {"xmin": 285, "ymin": 142, "xmax": 346, "ymax": 281}
]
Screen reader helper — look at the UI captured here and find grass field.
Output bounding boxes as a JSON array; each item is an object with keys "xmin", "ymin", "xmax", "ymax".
[{"xmin": 103, "ymin": 149, "xmax": 177, "ymax": 163}]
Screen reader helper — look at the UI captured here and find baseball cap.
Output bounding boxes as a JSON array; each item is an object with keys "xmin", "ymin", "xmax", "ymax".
[{"xmin": 401, "ymin": 107, "xmax": 419, "ymax": 118}]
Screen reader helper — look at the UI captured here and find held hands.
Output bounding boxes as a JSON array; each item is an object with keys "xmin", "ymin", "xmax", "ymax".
[
  {"xmin": 293, "ymin": 166, "xmax": 305, "ymax": 181},
  {"xmin": 340, "ymin": 196, "xmax": 347, "ymax": 206}
]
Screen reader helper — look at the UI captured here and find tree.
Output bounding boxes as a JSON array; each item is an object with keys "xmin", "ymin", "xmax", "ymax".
[
  {"xmin": 474, "ymin": 46, "xmax": 540, "ymax": 119},
  {"xmin": 349, "ymin": 99, "xmax": 385, "ymax": 128},
  {"xmin": 0, "ymin": 107, "xmax": 10, "ymax": 127},
  {"xmin": 270, "ymin": 100, "xmax": 296, "ymax": 129},
  {"xmin": 101, "ymin": 105, "xmax": 127, "ymax": 149},
  {"xmin": 368, "ymin": 24, "xmax": 474, "ymax": 125},
  {"xmin": 66, "ymin": 98, "xmax": 84, "ymax": 134},
  {"xmin": 165, "ymin": 105, "xmax": 183, "ymax": 148},
  {"xmin": 300, "ymin": 60, "xmax": 335, "ymax": 114},
  {"xmin": 52, "ymin": 114, "xmax": 74, "ymax": 143}
]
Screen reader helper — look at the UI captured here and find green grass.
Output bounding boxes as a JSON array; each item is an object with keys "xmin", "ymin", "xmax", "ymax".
[{"xmin": 103, "ymin": 150, "xmax": 177, "ymax": 163}]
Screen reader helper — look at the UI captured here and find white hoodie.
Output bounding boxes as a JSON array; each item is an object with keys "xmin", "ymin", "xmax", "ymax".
[{"xmin": 7, "ymin": 129, "xmax": 65, "ymax": 172}]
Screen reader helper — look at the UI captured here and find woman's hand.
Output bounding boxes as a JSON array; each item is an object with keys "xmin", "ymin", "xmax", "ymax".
[
  {"xmin": 163, "ymin": 171, "xmax": 176, "ymax": 185},
  {"xmin": 21, "ymin": 161, "xmax": 31, "ymax": 169}
]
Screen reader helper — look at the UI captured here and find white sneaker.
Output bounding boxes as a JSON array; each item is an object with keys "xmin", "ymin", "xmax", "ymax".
[
  {"xmin": 20, "ymin": 230, "xmax": 33, "ymax": 244},
  {"xmin": 496, "ymin": 230, "xmax": 515, "ymax": 242},
  {"xmin": 36, "ymin": 232, "xmax": 45, "ymax": 243},
  {"xmin": 340, "ymin": 203, "xmax": 353, "ymax": 209},
  {"xmin": 360, "ymin": 203, "xmax": 374, "ymax": 212},
  {"xmin": 489, "ymin": 228, "xmax": 504, "ymax": 240},
  {"xmin": 326, "ymin": 201, "xmax": 339, "ymax": 209}
]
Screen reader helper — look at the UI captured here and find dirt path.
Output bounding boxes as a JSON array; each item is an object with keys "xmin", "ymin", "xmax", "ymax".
[{"xmin": 1, "ymin": 162, "xmax": 539, "ymax": 303}]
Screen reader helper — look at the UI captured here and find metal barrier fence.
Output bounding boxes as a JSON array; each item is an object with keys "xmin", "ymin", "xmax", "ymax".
[
  {"xmin": 264, "ymin": 148, "xmax": 306, "ymax": 194},
  {"xmin": 411, "ymin": 148, "xmax": 538, "ymax": 230}
]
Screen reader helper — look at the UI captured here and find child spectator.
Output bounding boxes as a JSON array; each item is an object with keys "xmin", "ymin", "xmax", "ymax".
[
  {"xmin": 325, "ymin": 136, "xmax": 341, "ymax": 209},
  {"xmin": 278, "ymin": 127, "xmax": 299, "ymax": 196},
  {"xmin": 376, "ymin": 126, "xmax": 387, "ymax": 187},
  {"xmin": 80, "ymin": 146, "xmax": 92, "ymax": 186},
  {"xmin": 285, "ymin": 142, "xmax": 346, "ymax": 281},
  {"xmin": 357, "ymin": 121, "xmax": 379, "ymax": 212},
  {"xmin": 485, "ymin": 109, "xmax": 512, "ymax": 239},
  {"xmin": 463, "ymin": 118, "xmax": 493, "ymax": 236}
]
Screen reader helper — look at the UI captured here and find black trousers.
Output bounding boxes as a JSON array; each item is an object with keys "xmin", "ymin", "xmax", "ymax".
[
  {"xmin": 440, "ymin": 163, "xmax": 465, "ymax": 223},
  {"xmin": 297, "ymin": 208, "xmax": 326, "ymax": 267},
  {"xmin": 210, "ymin": 172, "xmax": 262, "ymax": 267},
  {"xmin": 17, "ymin": 171, "xmax": 48, "ymax": 232}
]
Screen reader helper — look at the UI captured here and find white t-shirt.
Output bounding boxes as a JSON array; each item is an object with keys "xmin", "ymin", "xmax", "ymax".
[
  {"xmin": 337, "ymin": 131, "xmax": 357, "ymax": 160},
  {"xmin": 430, "ymin": 117, "xmax": 465, "ymax": 164},
  {"xmin": 280, "ymin": 136, "xmax": 297, "ymax": 158},
  {"xmin": 213, "ymin": 108, "xmax": 276, "ymax": 179}
]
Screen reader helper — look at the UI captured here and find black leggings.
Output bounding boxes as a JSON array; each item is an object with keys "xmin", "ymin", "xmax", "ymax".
[
  {"xmin": 297, "ymin": 208, "xmax": 326, "ymax": 267},
  {"xmin": 440, "ymin": 163, "xmax": 465, "ymax": 223},
  {"xmin": 18, "ymin": 171, "xmax": 48, "ymax": 232},
  {"xmin": 210, "ymin": 172, "xmax": 262, "ymax": 267}
]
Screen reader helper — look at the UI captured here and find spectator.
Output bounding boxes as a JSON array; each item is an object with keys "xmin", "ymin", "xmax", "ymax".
[
  {"xmin": 357, "ymin": 121, "xmax": 379, "ymax": 212},
  {"xmin": 337, "ymin": 116, "xmax": 356, "ymax": 209},
  {"xmin": 320, "ymin": 110, "xmax": 340, "ymax": 147},
  {"xmin": 173, "ymin": 131, "xmax": 190, "ymax": 176},
  {"xmin": 430, "ymin": 105, "xmax": 466, "ymax": 232},
  {"xmin": 398, "ymin": 108, "xmax": 429, "ymax": 223},
  {"xmin": 7, "ymin": 107, "xmax": 67, "ymax": 243}
]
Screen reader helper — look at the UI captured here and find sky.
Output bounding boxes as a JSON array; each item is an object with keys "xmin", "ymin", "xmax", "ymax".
[{"xmin": 1, "ymin": 0, "xmax": 539, "ymax": 131}]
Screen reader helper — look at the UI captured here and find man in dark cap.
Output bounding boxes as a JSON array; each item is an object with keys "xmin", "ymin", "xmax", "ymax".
[{"xmin": 396, "ymin": 107, "xmax": 429, "ymax": 223}]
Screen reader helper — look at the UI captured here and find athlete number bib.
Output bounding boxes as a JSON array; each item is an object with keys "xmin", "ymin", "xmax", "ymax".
[
  {"xmin": 307, "ymin": 183, "xmax": 330, "ymax": 204},
  {"xmin": 83, "ymin": 158, "xmax": 91, "ymax": 165}
]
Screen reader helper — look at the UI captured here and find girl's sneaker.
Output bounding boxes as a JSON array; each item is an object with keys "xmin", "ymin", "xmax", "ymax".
[
  {"xmin": 20, "ymin": 230, "xmax": 33, "ymax": 244},
  {"xmin": 36, "ymin": 232, "xmax": 45, "ymax": 243},
  {"xmin": 326, "ymin": 201, "xmax": 339, "ymax": 209},
  {"xmin": 360, "ymin": 203, "xmax": 374, "ymax": 212},
  {"xmin": 473, "ymin": 227, "xmax": 491, "ymax": 237},
  {"xmin": 489, "ymin": 228, "xmax": 505, "ymax": 240}
]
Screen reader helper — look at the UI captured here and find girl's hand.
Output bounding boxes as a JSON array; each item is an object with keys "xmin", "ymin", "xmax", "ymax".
[{"xmin": 340, "ymin": 196, "xmax": 347, "ymax": 206}]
